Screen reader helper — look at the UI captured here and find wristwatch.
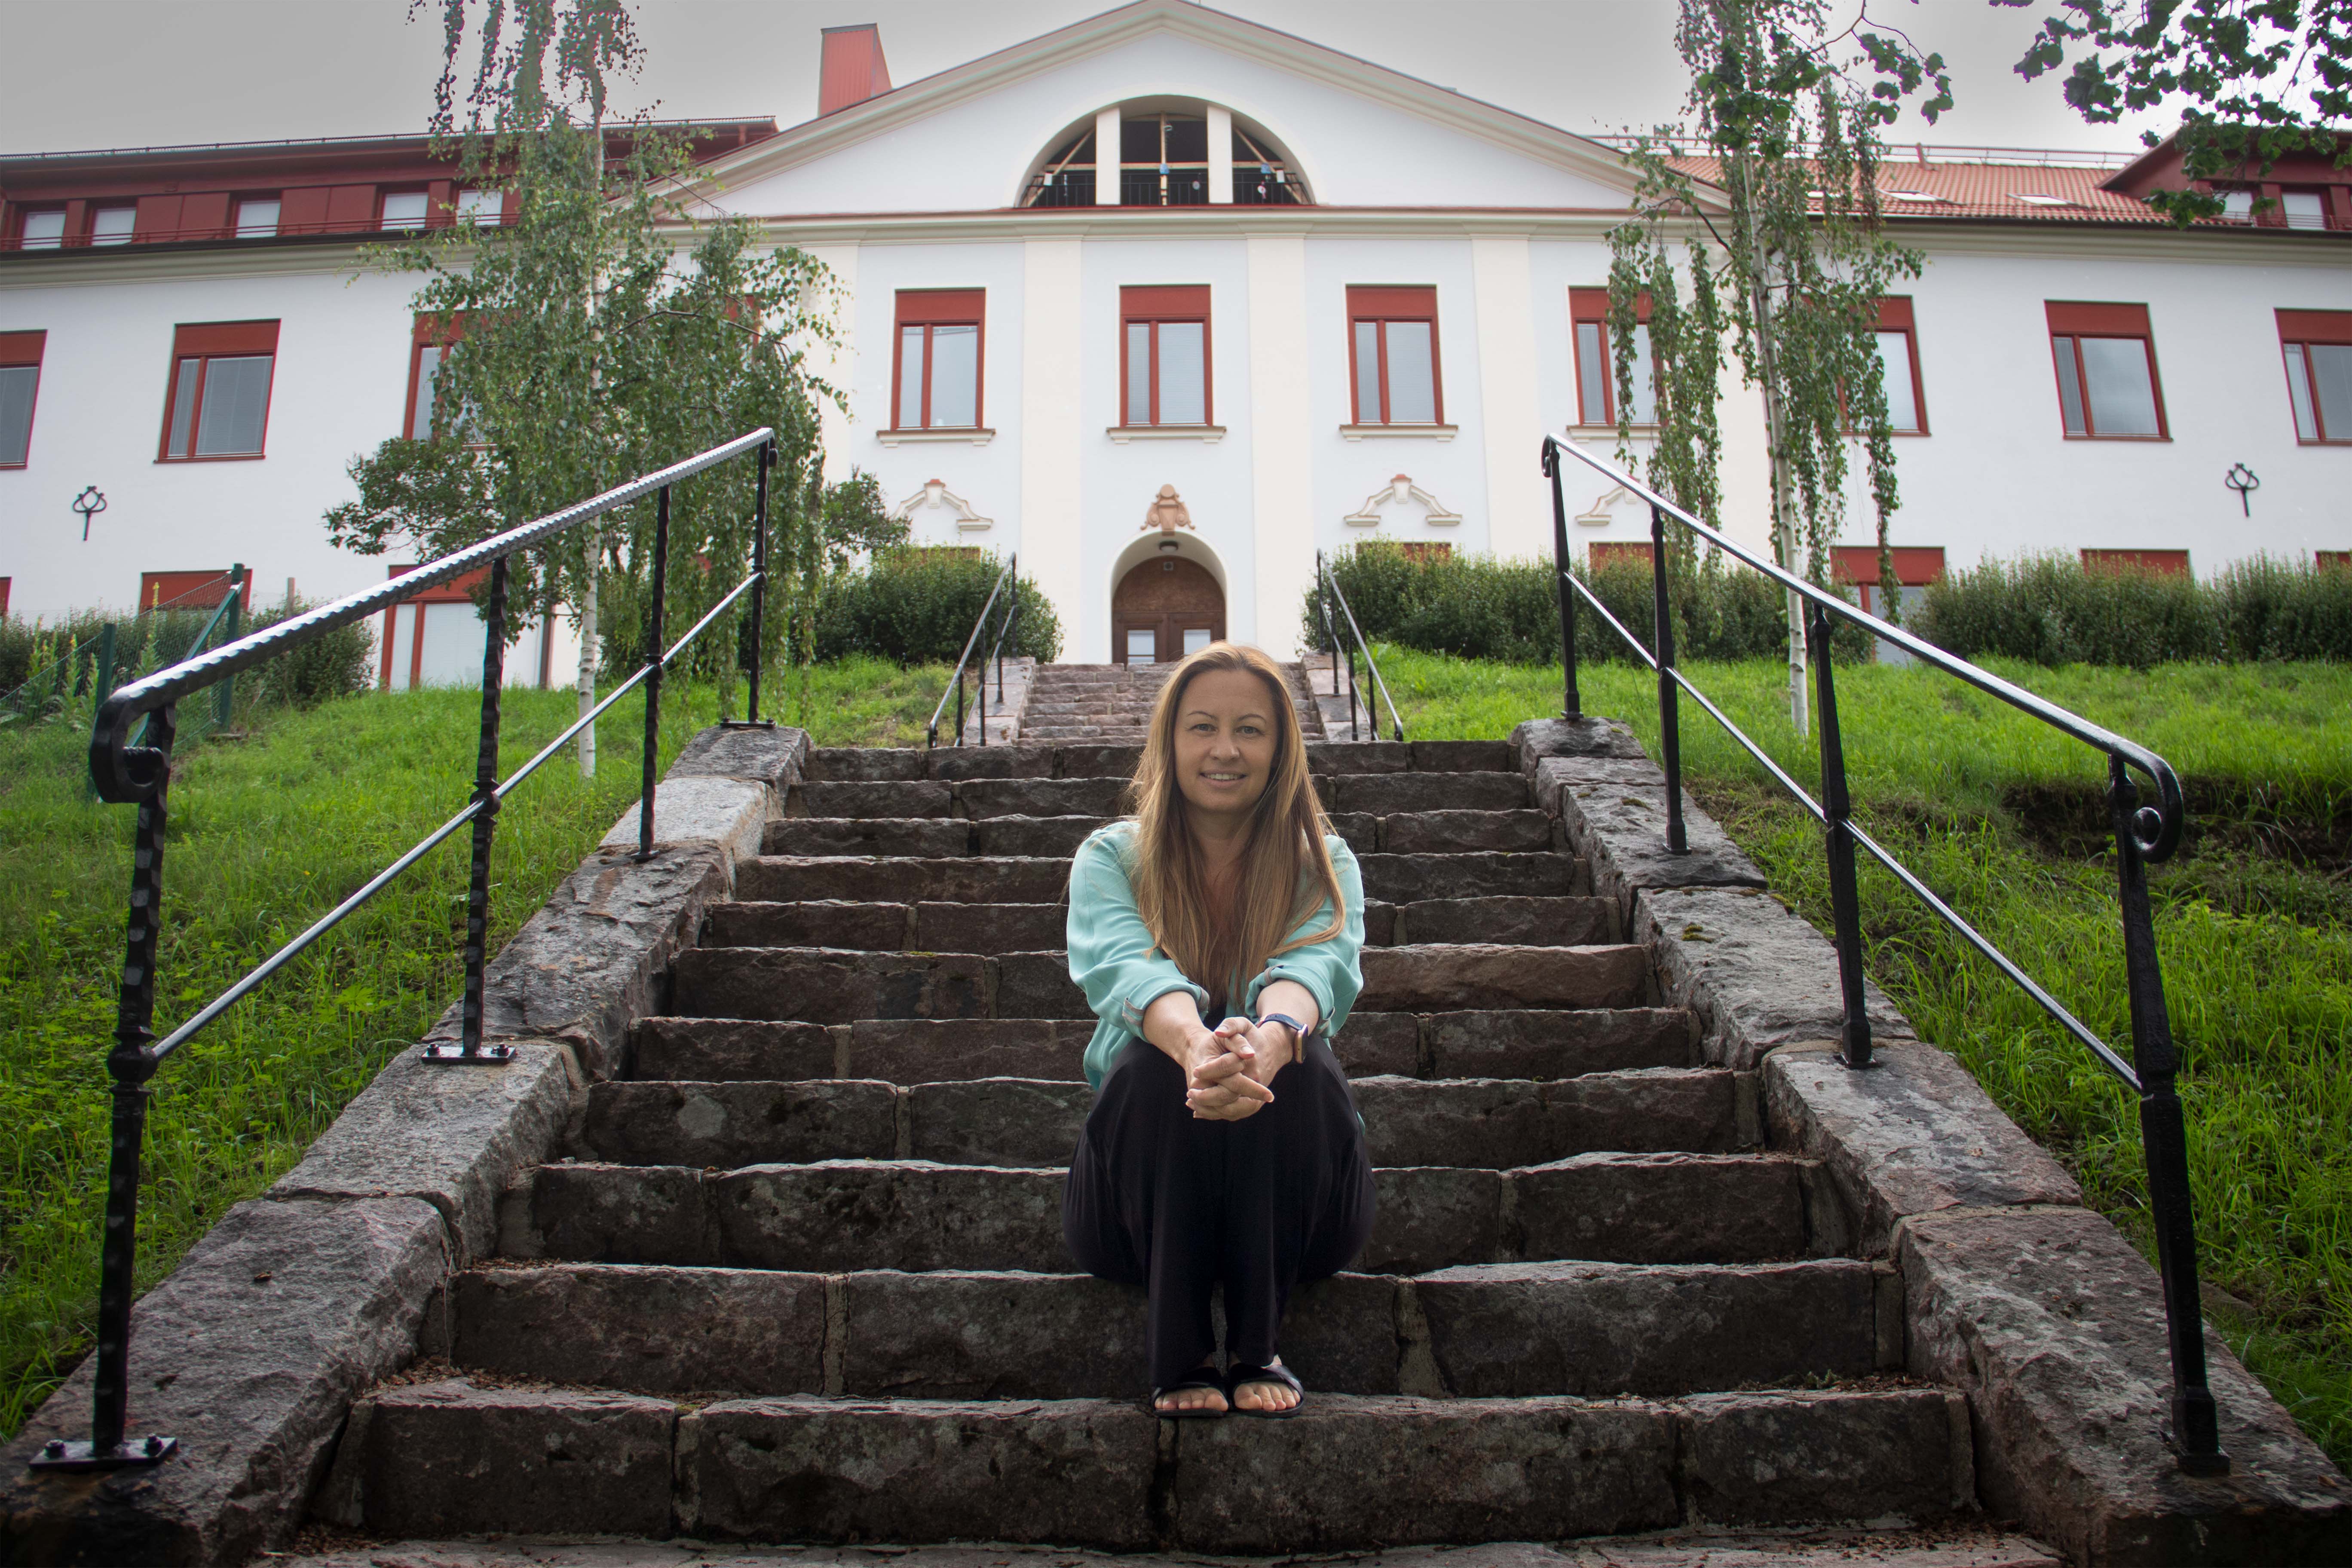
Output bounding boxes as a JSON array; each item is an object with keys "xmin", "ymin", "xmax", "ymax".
[{"xmin": 1253, "ymin": 1012, "xmax": 1309, "ymax": 1051}]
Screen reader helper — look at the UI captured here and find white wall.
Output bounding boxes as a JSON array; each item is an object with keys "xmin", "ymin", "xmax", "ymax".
[{"xmin": 0, "ymin": 250, "xmax": 419, "ymax": 620}]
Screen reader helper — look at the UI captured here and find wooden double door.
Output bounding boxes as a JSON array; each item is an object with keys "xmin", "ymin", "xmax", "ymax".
[{"xmin": 1112, "ymin": 556, "xmax": 1224, "ymax": 664}]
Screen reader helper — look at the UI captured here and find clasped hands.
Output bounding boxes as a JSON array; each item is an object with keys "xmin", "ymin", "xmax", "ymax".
[{"xmin": 1182, "ymin": 1016, "xmax": 1296, "ymax": 1121}]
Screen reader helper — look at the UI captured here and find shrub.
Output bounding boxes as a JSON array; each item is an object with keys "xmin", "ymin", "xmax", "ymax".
[
  {"xmin": 814, "ymin": 548, "xmax": 1063, "ymax": 665},
  {"xmin": 1912, "ymin": 554, "xmax": 2352, "ymax": 668},
  {"xmin": 1302, "ymin": 543, "xmax": 1851, "ymax": 667},
  {"xmin": 240, "ymin": 598, "xmax": 378, "ymax": 708},
  {"xmin": 1, "ymin": 597, "xmax": 374, "ymax": 732}
]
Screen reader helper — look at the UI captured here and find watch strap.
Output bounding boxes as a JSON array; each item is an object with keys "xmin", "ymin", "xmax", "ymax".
[{"xmin": 1253, "ymin": 1011, "xmax": 1310, "ymax": 1044}]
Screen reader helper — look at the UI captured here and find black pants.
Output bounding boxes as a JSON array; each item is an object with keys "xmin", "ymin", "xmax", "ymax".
[{"xmin": 1063, "ymin": 1032, "xmax": 1377, "ymax": 1390}]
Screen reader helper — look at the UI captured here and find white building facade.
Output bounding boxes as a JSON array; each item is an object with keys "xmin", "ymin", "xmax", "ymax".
[{"xmin": 3, "ymin": 0, "xmax": 2346, "ymax": 669}]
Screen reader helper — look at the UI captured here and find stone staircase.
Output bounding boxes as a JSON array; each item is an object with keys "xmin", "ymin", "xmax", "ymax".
[
  {"xmin": 318, "ymin": 737, "xmax": 1980, "ymax": 1553},
  {"xmin": 1017, "ymin": 660, "xmax": 1324, "ymax": 743}
]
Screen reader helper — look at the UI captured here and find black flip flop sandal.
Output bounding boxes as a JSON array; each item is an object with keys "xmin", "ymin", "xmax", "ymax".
[
  {"xmin": 1225, "ymin": 1360, "xmax": 1305, "ymax": 1419},
  {"xmin": 1150, "ymin": 1367, "xmax": 1229, "ymax": 1419}
]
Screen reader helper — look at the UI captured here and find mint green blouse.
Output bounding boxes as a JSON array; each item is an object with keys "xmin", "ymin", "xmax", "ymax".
[{"xmin": 1065, "ymin": 821, "xmax": 1366, "ymax": 1090}]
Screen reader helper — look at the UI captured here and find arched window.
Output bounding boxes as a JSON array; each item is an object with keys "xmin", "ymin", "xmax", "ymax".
[{"xmin": 1022, "ymin": 104, "xmax": 1311, "ymax": 208}]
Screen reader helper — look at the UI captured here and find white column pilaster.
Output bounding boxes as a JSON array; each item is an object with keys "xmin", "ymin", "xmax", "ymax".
[
  {"xmin": 1248, "ymin": 232, "xmax": 1312, "ymax": 658},
  {"xmin": 1471, "ymin": 235, "xmax": 1547, "ymax": 559},
  {"xmin": 1020, "ymin": 238, "xmax": 1087, "ymax": 653},
  {"xmin": 1207, "ymin": 104, "xmax": 1234, "ymax": 205},
  {"xmin": 801, "ymin": 243, "xmax": 860, "ymax": 484},
  {"xmin": 1094, "ymin": 107, "xmax": 1122, "ymax": 207}
]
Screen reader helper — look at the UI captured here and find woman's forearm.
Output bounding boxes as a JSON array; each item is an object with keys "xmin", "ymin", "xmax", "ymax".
[{"xmin": 1141, "ymin": 988, "xmax": 1214, "ymax": 1067}]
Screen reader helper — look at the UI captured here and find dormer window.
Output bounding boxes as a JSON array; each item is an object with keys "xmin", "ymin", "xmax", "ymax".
[
  {"xmin": 236, "ymin": 199, "xmax": 280, "ymax": 239},
  {"xmin": 1020, "ymin": 102, "xmax": 1310, "ymax": 208},
  {"xmin": 382, "ymin": 190, "xmax": 429, "ymax": 231},
  {"xmin": 90, "ymin": 207, "xmax": 137, "ymax": 245},
  {"xmin": 458, "ymin": 189, "xmax": 504, "ymax": 226},
  {"xmin": 18, "ymin": 210, "xmax": 65, "ymax": 250}
]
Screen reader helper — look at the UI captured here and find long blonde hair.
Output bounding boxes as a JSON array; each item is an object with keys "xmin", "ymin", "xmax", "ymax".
[{"xmin": 1125, "ymin": 643, "xmax": 1346, "ymax": 1005}]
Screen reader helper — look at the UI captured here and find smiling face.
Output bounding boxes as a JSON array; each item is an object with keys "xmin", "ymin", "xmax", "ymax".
[{"xmin": 1170, "ymin": 666, "xmax": 1282, "ymax": 831}]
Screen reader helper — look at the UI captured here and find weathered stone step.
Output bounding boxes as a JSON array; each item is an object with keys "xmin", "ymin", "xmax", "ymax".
[
  {"xmin": 573, "ymin": 1066, "xmax": 1740, "ymax": 1170},
  {"xmin": 331, "ymin": 1381, "xmax": 1967, "ymax": 1549},
  {"xmin": 1358, "ymin": 852, "xmax": 1588, "ymax": 900},
  {"xmin": 762, "ymin": 813, "xmax": 1567, "ymax": 861},
  {"xmin": 736, "ymin": 851, "xmax": 1591, "ymax": 906},
  {"xmin": 700, "ymin": 894, "xmax": 1620, "ymax": 955},
  {"xmin": 1328, "ymin": 770, "xmax": 1530, "ymax": 813},
  {"xmin": 627, "ymin": 1005, "xmax": 1692, "ymax": 1084},
  {"xmin": 526, "ymin": 1136, "xmax": 1788, "ymax": 1279},
  {"xmin": 669, "ymin": 943, "xmax": 1650, "ymax": 1022},
  {"xmin": 447, "ymin": 1251, "xmax": 1878, "ymax": 1403},
  {"xmin": 787, "ymin": 777, "xmax": 1135, "ymax": 821}
]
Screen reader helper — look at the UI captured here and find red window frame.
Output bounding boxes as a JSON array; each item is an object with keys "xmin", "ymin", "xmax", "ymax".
[
  {"xmin": 1832, "ymin": 544, "xmax": 1945, "ymax": 616},
  {"xmin": 891, "ymin": 289, "xmax": 986, "ymax": 430},
  {"xmin": 377, "ymin": 563, "xmax": 491, "ymax": 689},
  {"xmin": 1569, "ymin": 287, "xmax": 1652, "ymax": 427},
  {"xmin": 2315, "ymin": 551, "xmax": 2350, "ymax": 571},
  {"xmin": 1871, "ymin": 297, "xmax": 1929, "ymax": 435},
  {"xmin": 158, "ymin": 319, "xmax": 280, "ymax": 462},
  {"xmin": 2045, "ymin": 302, "xmax": 2168, "ymax": 441},
  {"xmin": 403, "ymin": 312, "xmax": 466, "ymax": 440},
  {"xmin": 2082, "ymin": 548, "xmax": 2190, "ymax": 577},
  {"xmin": 1347, "ymin": 285, "xmax": 1442, "ymax": 425},
  {"xmin": 2277, "ymin": 308, "xmax": 2352, "ymax": 444},
  {"xmin": 1589, "ymin": 540, "xmax": 1654, "ymax": 569},
  {"xmin": 139, "ymin": 567, "xmax": 249, "ymax": 611},
  {"xmin": 0, "ymin": 329, "xmax": 45, "ymax": 470},
  {"xmin": 1119, "ymin": 285, "xmax": 1213, "ymax": 427}
]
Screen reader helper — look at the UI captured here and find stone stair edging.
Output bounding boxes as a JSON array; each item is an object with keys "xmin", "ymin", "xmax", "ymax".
[
  {"xmin": 960, "ymin": 654, "xmax": 1036, "ymax": 744},
  {"xmin": 1510, "ymin": 717, "xmax": 2351, "ymax": 1562},
  {"xmin": 0, "ymin": 724, "xmax": 812, "ymax": 1568}
]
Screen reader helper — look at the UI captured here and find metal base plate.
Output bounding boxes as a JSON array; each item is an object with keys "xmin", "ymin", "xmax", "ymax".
[
  {"xmin": 28, "ymin": 1434, "xmax": 177, "ymax": 1471},
  {"xmin": 419, "ymin": 1041, "xmax": 518, "ymax": 1064},
  {"xmin": 717, "ymin": 719, "xmax": 775, "ymax": 730}
]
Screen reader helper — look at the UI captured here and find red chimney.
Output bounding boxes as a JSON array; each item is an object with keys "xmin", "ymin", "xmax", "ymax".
[{"xmin": 818, "ymin": 24, "xmax": 892, "ymax": 117}]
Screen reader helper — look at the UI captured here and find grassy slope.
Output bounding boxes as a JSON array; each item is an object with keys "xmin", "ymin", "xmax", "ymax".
[
  {"xmin": 0, "ymin": 657, "xmax": 945, "ymax": 1437},
  {"xmin": 1372, "ymin": 648, "xmax": 2351, "ymax": 1470}
]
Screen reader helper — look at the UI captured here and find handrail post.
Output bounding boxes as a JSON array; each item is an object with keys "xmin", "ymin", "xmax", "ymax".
[
  {"xmin": 429, "ymin": 556, "xmax": 514, "ymax": 1065},
  {"xmin": 1651, "ymin": 506, "xmax": 1685, "ymax": 854},
  {"xmin": 955, "ymin": 659, "xmax": 966, "ymax": 747},
  {"xmin": 1544, "ymin": 441, "xmax": 1582, "ymax": 719},
  {"xmin": 1807, "ymin": 602, "xmax": 1871, "ymax": 1069},
  {"xmin": 37, "ymin": 713, "xmax": 180, "ymax": 1471},
  {"xmin": 2110, "ymin": 756, "xmax": 2230, "ymax": 1474},
  {"xmin": 637, "ymin": 489, "xmax": 670, "ymax": 861},
  {"xmin": 733, "ymin": 439, "xmax": 775, "ymax": 729},
  {"xmin": 1319, "ymin": 554, "xmax": 1338, "ymax": 697}
]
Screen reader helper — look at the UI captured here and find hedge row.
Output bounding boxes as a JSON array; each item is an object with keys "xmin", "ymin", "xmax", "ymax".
[
  {"xmin": 1911, "ymin": 554, "xmax": 2352, "ymax": 667},
  {"xmin": 810, "ymin": 549, "xmax": 1063, "ymax": 666},
  {"xmin": 1, "ymin": 600, "xmax": 374, "ymax": 727},
  {"xmin": 1302, "ymin": 545, "xmax": 1860, "ymax": 665}
]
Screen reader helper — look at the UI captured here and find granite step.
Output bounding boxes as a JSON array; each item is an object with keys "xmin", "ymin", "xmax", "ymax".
[
  {"xmin": 1329, "ymin": 770, "xmax": 1531, "ymax": 813},
  {"xmin": 625, "ymin": 1006, "xmax": 1694, "ymax": 1084},
  {"xmin": 667, "ymin": 943, "xmax": 1652, "ymax": 1022},
  {"xmin": 329, "ymin": 1381, "xmax": 1968, "ymax": 1549},
  {"xmin": 570, "ymin": 1067, "xmax": 1743, "ymax": 1171},
  {"xmin": 698, "ymin": 894, "xmax": 1621, "ymax": 953},
  {"xmin": 446, "ymin": 1250, "xmax": 1876, "ymax": 1401},
  {"xmin": 735, "ymin": 851, "xmax": 1589, "ymax": 905}
]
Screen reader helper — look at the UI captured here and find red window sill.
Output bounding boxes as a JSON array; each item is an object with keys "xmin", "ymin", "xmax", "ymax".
[
  {"xmin": 156, "ymin": 452, "xmax": 267, "ymax": 463},
  {"xmin": 2059, "ymin": 433, "xmax": 2171, "ymax": 443}
]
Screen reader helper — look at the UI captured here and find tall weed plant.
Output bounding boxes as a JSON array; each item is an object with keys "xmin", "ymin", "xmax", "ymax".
[{"xmin": 1914, "ymin": 554, "xmax": 2352, "ymax": 667}]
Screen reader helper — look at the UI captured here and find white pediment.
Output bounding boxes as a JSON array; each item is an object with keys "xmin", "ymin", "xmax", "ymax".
[
  {"xmin": 684, "ymin": 0, "xmax": 1676, "ymax": 218},
  {"xmin": 892, "ymin": 478, "xmax": 994, "ymax": 536}
]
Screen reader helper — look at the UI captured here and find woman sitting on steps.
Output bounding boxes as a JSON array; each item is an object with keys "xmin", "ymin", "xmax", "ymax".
[{"xmin": 1062, "ymin": 641, "xmax": 1374, "ymax": 1418}]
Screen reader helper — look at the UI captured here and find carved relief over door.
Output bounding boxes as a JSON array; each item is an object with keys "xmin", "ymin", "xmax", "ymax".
[{"xmin": 1111, "ymin": 556, "xmax": 1223, "ymax": 664}]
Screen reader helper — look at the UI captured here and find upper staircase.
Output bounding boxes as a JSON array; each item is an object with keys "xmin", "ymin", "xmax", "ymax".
[
  {"xmin": 1018, "ymin": 661, "xmax": 1324, "ymax": 743},
  {"xmin": 318, "ymin": 732, "xmax": 1981, "ymax": 1552}
]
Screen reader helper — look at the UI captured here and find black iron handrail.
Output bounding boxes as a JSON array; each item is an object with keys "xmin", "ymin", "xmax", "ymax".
[
  {"xmin": 1540, "ymin": 434, "xmax": 2226, "ymax": 1476},
  {"xmin": 926, "ymin": 553, "xmax": 1018, "ymax": 747},
  {"xmin": 35, "ymin": 429, "xmax": 777, "ymax": 1476},
  {"xmin": 1313, "ymin": 548, "xmax": 1406, "ymax": 743}
]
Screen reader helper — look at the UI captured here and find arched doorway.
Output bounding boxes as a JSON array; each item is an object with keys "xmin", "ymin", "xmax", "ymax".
[{"xmin": 1112, "ymin": 555, "xmax": 1224, "ymax": 664}]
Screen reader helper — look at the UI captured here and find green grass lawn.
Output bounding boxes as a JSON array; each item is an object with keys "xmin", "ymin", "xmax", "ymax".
[
  {"xmin": 0, "ymin": 656, "xmax": 946, "ymax": 1439},
  {"xmin": 1375, "ymin": 646, "xmax": 2352, "ymax": 1470}
]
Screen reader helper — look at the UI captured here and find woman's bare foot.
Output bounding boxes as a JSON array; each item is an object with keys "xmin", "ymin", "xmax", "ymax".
[
  {"xmin": 1230, "ymin": 1357, "xmax": 1300, "ymax": 1413},
  {"xmin": 1154, "ymin": 1368, "xmax": 1228, "ymax": 1415}
]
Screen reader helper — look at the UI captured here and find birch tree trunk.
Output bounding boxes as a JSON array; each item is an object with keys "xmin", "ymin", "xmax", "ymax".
[
  {"xmin": 1734, "ymin": 151, "xmax": 1809, "ymax": 737},
  {"xmin": 576, "ymin": 120, "xmax": 607, "ymax": 778}
]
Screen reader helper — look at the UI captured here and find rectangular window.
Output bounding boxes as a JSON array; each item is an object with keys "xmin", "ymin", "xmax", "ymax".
[
  {"xmin": 2278, "ymin": 309, "xmax": 2352, "ymax": 444},
  {"xmin": 235, "ymin": 198, "xmax": 281, "ymax": 239},
  {"xmin": 159, "ymin": 320, "xmax": 279, "ymax": 461},
  {"xmin": 892, "ymin": 289, "xmax": 986, "ymax": 429},
  {"xmin": 0, "ymin": 330, "xmax": 44, "ymax": 469},
  {"xmin": 1872, "ymin": 297, "xmax": 1926, "ymax": 434},
  {"xmin": 1569, "ymin": 287, "xmax": 1654, "ymax": 426},
  {"xmin": 2047, "ymin": 302, "xmax": 2166, "ymax": 438},
  {"xmin": 1588, "ymin": 541, "xmax": 1654, "ymax": 569},
  {"xmin": 2082, "ymin": 548, "xmax": 2190, "ymax": 576},
  {"xmin": 457, "ymin": 189, "xmax": 503, "ymax": 226},
  {"xmin": 90, "ymin": 206, "xmax": 137, "ymax": 245},
  {"xmin": 2219, "ymin": 188, "xmax": 2255, "ymax": 222},
  {"xmin": 1121, "ymin": 285, "xmax": 1212, "ymax": 426},
  {"xmin": 1348, "ymin": 285, "xmax": 1442, "ymax": 425},
  {"xmin": 2317, "ymin": 551, "xmax": 2350, "ymax": 571},
  {"xmin": 2281, "ymin": 191, "xmax": 2326, "ymax": 230},
  {"xmin": 381, "ymin": 190, "xmax": 429, "ymax": 231},
  {"xmin": 19, "ymin": 209, "xmax": 65, "ymax": 249}
]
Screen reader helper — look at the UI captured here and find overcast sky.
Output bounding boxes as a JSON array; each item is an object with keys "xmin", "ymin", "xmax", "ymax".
[{"xmin": 0, "ymin": 0, "xmax": 2168, "ymax": 158}]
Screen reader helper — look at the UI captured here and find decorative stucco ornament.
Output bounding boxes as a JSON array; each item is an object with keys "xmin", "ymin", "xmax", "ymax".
[
  {"xmin": 1344, "ymin": 473, "xmax": 1461, "ymax": 528},
  {"xmin": 891, "ymin": 478, "xmax": 993, "ymax": 534},
  {"xmin": 1142, "ymin": 484, "xmax": 1195, "ymax": 534}
]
